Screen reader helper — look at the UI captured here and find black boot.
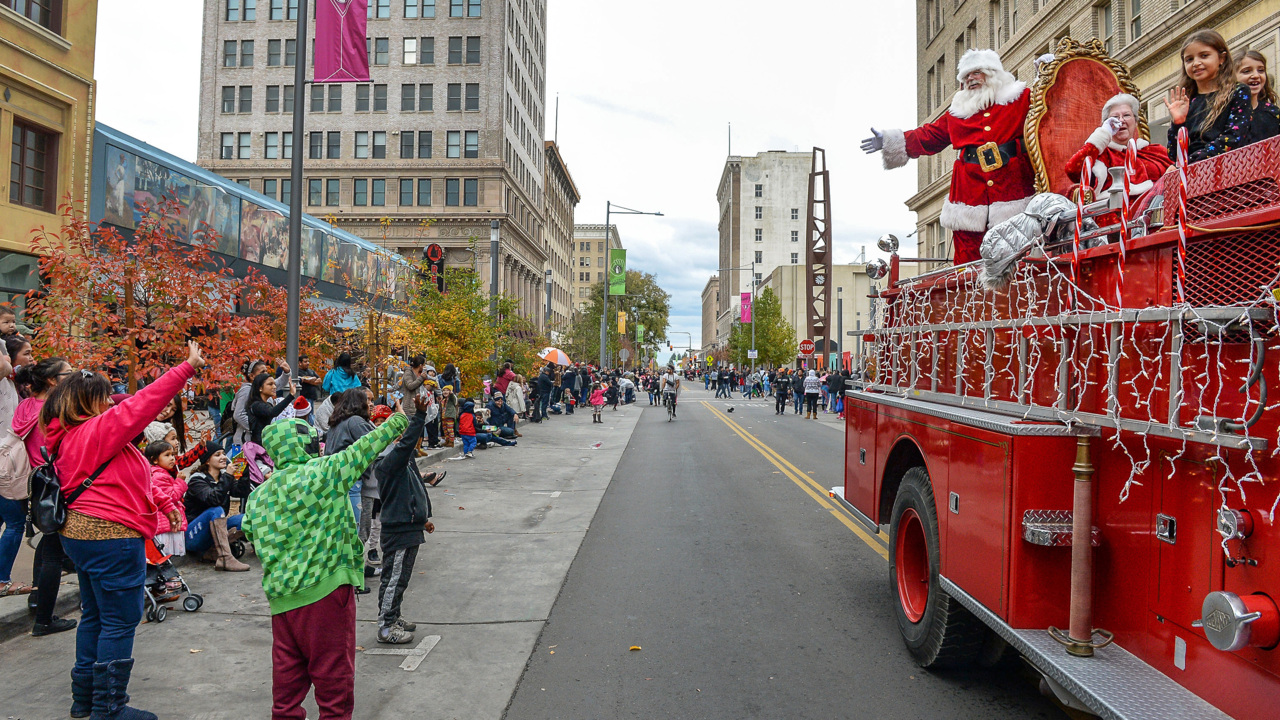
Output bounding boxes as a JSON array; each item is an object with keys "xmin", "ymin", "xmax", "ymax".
[
  {"xmin": 92, "ymin": 658, "xmax": 157, "ymax": 720},
  {"xmin": 70, "ymin": 667, "xmax": 93, "ymax": 718}
]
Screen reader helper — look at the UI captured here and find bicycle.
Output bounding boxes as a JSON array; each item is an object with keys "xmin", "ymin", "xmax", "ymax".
[{"xmin": 663, "ymin": 391, "xmax": 677, "ymax": 421}]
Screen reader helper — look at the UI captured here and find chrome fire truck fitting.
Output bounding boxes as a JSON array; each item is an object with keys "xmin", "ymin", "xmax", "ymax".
[
  {"xmin": 1193, "ymin": 592, "xmax": 1280, "ymax": 652},
  {"xmin": 1048, "ymin": 436, "xmax": 1114, "ymax": 657}
]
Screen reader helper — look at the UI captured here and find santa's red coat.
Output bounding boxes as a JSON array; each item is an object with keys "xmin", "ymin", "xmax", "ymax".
[
  {"xmin": 883, "ymin": 84, "xmax": 1036, "ymax": 233},
  {"xmin": 1063, "ymin": 137, "xmax": 1172, "ymax": 197}
]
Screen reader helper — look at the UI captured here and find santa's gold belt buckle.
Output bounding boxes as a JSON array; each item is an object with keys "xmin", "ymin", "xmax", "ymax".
[{"xmin": 976, "ymin": 141, "xmax": 1004, "ymax": 173}]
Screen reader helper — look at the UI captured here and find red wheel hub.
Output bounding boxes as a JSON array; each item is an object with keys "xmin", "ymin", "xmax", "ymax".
[{"xmin": 895, "ymin": 507, "xmax": 929, "ymax": 623}]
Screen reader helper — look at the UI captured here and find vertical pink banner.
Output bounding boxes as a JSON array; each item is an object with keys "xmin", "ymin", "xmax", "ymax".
[
  {"xmin": 315, "ymin": 0, "xmax": 371, "ymax": 83},
  {"xmin": 740, "ymin": 292, "xmax": 752, "ymax": 323}
]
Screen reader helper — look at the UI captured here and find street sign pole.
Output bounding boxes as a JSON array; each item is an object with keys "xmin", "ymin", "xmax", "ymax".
[{"xmin": 284, "ymin": 0, "xmax": 309, "ymax": 375}]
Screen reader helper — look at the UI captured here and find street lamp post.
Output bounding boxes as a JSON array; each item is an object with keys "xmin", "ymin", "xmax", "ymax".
[
  {"xmin": 837, "ymin": 286, "xmax": 843, "ymax": 371},
  {"xmin": 599, "ymin": 201, "xmax": 663, "ymax": 369}
]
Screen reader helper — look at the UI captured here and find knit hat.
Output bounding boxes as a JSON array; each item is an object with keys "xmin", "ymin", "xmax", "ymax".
[
  {"xmin": 956, "ymin": 48, "xmax": 1005, "ymax": 82},
  {"xmin": 144, "ymin": 422, "xmax": 173, "ymax": 445},
  {"xmin": 197, "ymin": 440, "xmax": 222, "ymax": 465},
  {"xmin": 370, "ymin": 404, "xmax": 394, "ymax": 422}
]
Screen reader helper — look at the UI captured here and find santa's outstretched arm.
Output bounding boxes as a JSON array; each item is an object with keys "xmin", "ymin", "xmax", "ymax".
[{"xmin": 861, "ymin": 118, "xmax": 952, "ymax": 171}]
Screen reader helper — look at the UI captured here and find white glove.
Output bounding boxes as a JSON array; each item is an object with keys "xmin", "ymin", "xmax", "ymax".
[
  {"xmin": 1102, "ymin": 116, "xmax": 1125, "ymax": 137},
  {"xmin": 860, "ymin": 128, "xmax": 884, "ymax": 154},
  {"xmin": 1034, "ymin": 53, "xmax": 1055, "ymax": 71}
]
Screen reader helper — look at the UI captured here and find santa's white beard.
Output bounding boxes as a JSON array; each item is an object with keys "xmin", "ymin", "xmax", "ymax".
[{"xmin": 949, "ymin": 71, "xmax": 1019, "ymax": 119}]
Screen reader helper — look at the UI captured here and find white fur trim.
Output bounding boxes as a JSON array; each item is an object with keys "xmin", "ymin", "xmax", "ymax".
[
  {"xmin": 1129, "ymin": 179, "xmax": 1154, "ymax": 195},
  {"xmin": 987, "ymin": 196, "xmax": 1033, "ymax": 227},
  {"xmin": 1091, "ymin": 159, "xmax": 1108, "ymax": 187},
  {"xmin": 1106, "ymin": 138, "xmax": 1150, "ymax": 152},
  {"xmin": 956, "ymin": 49, "xmax": 1004, "ymax": 82},
  {"xmin": 1088, "ymin": 127, "xmax": 1112, "ymax": 152},
  {"xmin": 950, "ymin": 77, "xmax": 1025, "ymax": 119},
  {"xmin": 994, "ymin": 78, "xmax": 1025, "ymax": 106},
  {"xmin": 940, "ymin": 200, "xmax": 990, "ymax": 232},
  {"xmin": 882, "ymin": 128, "xmax": 908, "ymax": 170}
]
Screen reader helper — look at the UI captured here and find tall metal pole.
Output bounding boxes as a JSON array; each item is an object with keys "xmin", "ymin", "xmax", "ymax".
[
  {"xmin": 489, "ymin": 220, "xmax": 500, "ymax": 318},
  {"xmin": 750, "ymin": 260, "xmax": 756, "ymax": 373},
  {"xmin": 837, "ymin": 286, "xmax": 843, "ymax": 371},
  {"xmin": 599, "ymin": 202, "xmax": 610, "ymax": 369},
  {"xmin": 544, "ymin": 268, "xmax": 552, "ymax": 330},
  {"xmin": 284, "ymin": 0, "xmax": 309, "ymax": 374}
]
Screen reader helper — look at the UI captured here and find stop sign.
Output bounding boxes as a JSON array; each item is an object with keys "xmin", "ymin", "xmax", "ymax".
[{"xmin": 799, "ymin": 339, "xmax": 816, "ymax": 355}]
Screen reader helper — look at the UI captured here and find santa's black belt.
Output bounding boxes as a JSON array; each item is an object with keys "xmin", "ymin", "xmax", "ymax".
[{"xmin": 960, "ymin": 139, "xmax": 1020, "ymax": 172}]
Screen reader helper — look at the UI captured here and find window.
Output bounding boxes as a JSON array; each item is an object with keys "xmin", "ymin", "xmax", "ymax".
[
  {"xmin": 419, "ymin": 83, "xmax": 433, "ymax": 111},
  {"xmin": 282, "ymin": 132, "xmax": 293, "ymax": 159},
  {"xmin": 791, "ymin": 230, "xmax": 799, "ymax": 242},
  {"xmin": 356, "ymin": 84, "xmax": 370, "ymax": 112},
  {"xmin": 222, "ymin": 86, "xmax": 236, "ymax": 113},
  {"xmin": 403, "ymin": 37, "xmax": 418, "ymax": 64},
  {"xmin": 466, "ymin": 36, "xmax": 481, "ymax": 64},
  {"xmin": 598, "ymin": 242, "xmax": 604, "ymax": 252},
  {"xmin": 418, "ymin": 130, "xmax": 432, "ymax": 157},
  {"xmin": 240, "ymin": 40, "xmax": 254, "ymax": 67},
  {"xmin": 372, "ymin": 37, "xmax": 389, "ymax": 65},
  {"xmin": 281, "ymin": 178, "xmax": 291, "ymax": 204},
  {"xmin": 263, "ymin": 178, "xmax": 277, "ymax": 198},
  {"xmin": 445, "ymin": 178, "xmax": 460, "ymax": 205},
  {"xmin": 417, "ymin": 178, "xmax": 431, "ymax": 205},
  {"xmin": 754, "ymin": 206, "xmax": 762, "ymax": 220},
  {"xmin": 401, "ymin": 85, "xmax": 416, "ymax": 111},
  {"xmin": 465, "ymin": 83, "xmax": 479, "ymax": 111},
  {"xmin": 220, "ymin": 133, "xmax": 235, "ymax": 159},
  {"xmin": 420, "ymin": 37, "xmax": 435, "ymax": 64},
  {"xmin": 754, "ymin": 272, "xmax": 761, "ymax": 285},
  {"xmin": 1129, "ymin": 0, "xmax": 1141, "ymax": 40},
  {"xmin": 400, "ymin": 131, "xmax": 415, "ymax": 158},
  {"xmin": 10, "ymin": 121, "xmax": 56, "ymax": 211},
  {"xmin": 268, "ymin": 39, "xmax": 281, "ymax": 66},
  {"xmin": 422, "ymin": 0, "xmax": 435, "ymax": 17},
  {"xmin": 372, "ymin": 179, "xmax": 386, "ymax": 206},
  {"xmin": 468, "ymin": 0, "xmax": 480, "ymax": 17},
  {"xmin": 327, "ymin": 131, "xmax": 341, "ymax": 158},
  {"xmin": 355, "ymin": 131, "xmax": 370, "ymax": 158},
  {"xmin": 223, "ymin": 40, "xmax": 237, "ymax": 67},
  {"xmin": 243, "ymin": 0, "xmax": 256, "ymax": 20},
  {"xmin": 373, "ymin": 84, "xmax": 387, "ymax": 111},
  {"xmin": 597, "ymin": 272, "xmax": 604, "ymax": 282},
  {"xmin": 791, "ymin": 253, "xmax": 798, "ymax": 264},
  {"xmin": 464, "ymin": 178, "xmax": 478, "ymax": 206},
  {"xmin": 265, "ymin": 85, "xmax": 280, "ymax": 112},
  {"xmin": 309, "ymin": 178, "xmax": 322, "ymax": 205},
  {"xmin": 309, "ymin": 132, "xmax": 323, "ymax": 159},
  {"xmin": 283, "ymin": 85, "xmax": 294, "ymax": 112},
  {"xmin": 7, "ymin": 0, "xmax": 61, "ymax": 31},
  {"xmin": 326, "ymin": 178, "xmax": 340, "ymax": 206},
  {"xmin": 287, "ymin": 0, "xmax": 297, "ymax": 19},
  {"xmin": 399, "ymin": 179, "xmax": 414, "ymax": 205},
  {"xmin": 269, "ymin": 0, "xmax": 282, "ymax": 20},
  {"xmin": 311, "ymin": 85, "xmax": 324, "ymax": 112},
  {"xmin": 404, "ymin": 0, "xmax": 418, "ymax": 18},
  {"xmin": 367, "ymin": 0, "xmax": 389, "ymax": 18},
  {"xmin": 328, "ymin": 84, "xmax": 342, "ymax": 112},
  {"xmin": 448, "ymin": 36, "xmax": 463, "ymax": 64},
  {"xmin": 754, "ymin": 183, "xmax": 762, "ymax": 197},
  {"xmin": 237, "ymin": 132, "xmax": 251, "ymax": 159},
  {"xmin": 238, "ymin": 85, "xmax": 252, "ymax": 113},
  {"xmin": 464, "ymin": 130, "xmax": 478, "ymax": 158},
  {"xmin": 447, "ymin": 83, "xmax": 461, "ymax": 111},
  {"xmin": 754, "ymin": 228, "xmax": 762, "ymax": 242},
  {"xmin": 791, "ymin": 208, "xmax": 799, "ymax": 220},
  {"xmin": 447, "ymin": 131, "xmax": 460, "ymax": 158},
  {"xmin": 449, "ymin": 0, "xmax": 463, "ymax": 17},
  {"xmin": 372, "ymin": 131, "xmax": 387, "ymax": 158},
  {"xmin": 265, "ymin": 132, "xmax": 279, "ymax": 159},
  {"xmin": 598, "ymin": 257, "xmax": 604, "ymax": 267},
  {"xmin": 354, "ymin": 179, "xmax": 368, "ymax": 205},
  {"xmin": 285, "ymin": 39, "xmax": 296, "ymax": 66},
  {"xmin": 754, "ymin": 251, "xmax": 763, "ymax": 264},
  {"xmin": 1099, "ymin": 3, "xmax": 1114, "ymax": 53},
  {"xmin": 226, "ymin": 0, "xmax": 240, "ymax": 21}
]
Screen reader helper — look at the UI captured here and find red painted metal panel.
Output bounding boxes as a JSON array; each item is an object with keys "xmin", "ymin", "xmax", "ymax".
[
  {"xmin": 944, "ymin": 426, "xmax": 1010, "ymax": 616},
  {"xmin": 843, "ymin": 399, "xmax": 879, "ymax": 523},
  {"xmin": 1004, "ymin": 435, "xmax": 1076, "ymax": 629}
]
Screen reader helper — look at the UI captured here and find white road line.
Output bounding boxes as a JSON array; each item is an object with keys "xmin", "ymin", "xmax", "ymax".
[{"xmin": 364, "ymin": 634, "xmax": 442, "ymax": 671}]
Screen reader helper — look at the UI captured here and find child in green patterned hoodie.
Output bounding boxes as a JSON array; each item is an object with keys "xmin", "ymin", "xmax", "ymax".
[{"xmin": 243, "ymin": 412, "xmax": 407, "ymax": 720}]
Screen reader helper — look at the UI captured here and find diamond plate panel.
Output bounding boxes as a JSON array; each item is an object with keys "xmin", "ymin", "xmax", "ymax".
[{"xmin": 1022, "ymin": 509, "xmax": 1101, "ymax": 547}]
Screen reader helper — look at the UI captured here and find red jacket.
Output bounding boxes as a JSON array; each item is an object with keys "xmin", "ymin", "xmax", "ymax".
[
  {"xmin": 1063, "ymin": 137, "xmax": 1171, "ymax": 198},
  {"xmin": 47, "ymin": 362, "xmax": 196, "ymax": 538},
  {"xmin": 149, "ymin": 464, "xmax": 188, "ymax": 533},
  {"xmin": 458, "ymin": 411, "xmax": 476, "ymax": 437},
  {"xmin": 493, "ymin": 368, "xmax": 515, "ymax": 395}
]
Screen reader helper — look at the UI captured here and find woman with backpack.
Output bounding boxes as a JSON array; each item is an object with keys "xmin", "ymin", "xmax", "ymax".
[{"xmin": 42, "ymin": 341, "xmax": 205, "ymax": 720}]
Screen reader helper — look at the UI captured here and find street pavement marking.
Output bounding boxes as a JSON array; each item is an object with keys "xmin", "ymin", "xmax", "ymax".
[
  {"xmin": 701, "ymin": 401, "xmax": 889, "ymax": 560},
  {"xmin": 364, "ymin": 634, "xmax": 441, "ymax": 671}
]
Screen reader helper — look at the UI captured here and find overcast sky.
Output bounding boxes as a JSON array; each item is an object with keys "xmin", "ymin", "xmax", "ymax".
[{"xmin": 95, "ymin": 0, "xmax": 919, "ymax": 352}]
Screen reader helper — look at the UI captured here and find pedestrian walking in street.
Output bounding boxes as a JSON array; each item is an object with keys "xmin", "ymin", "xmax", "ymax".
[
  {"xmin": 44, "ymin": 341, "xmax": 205, "ymax": 720},
  {"xmin": 804, "ymin": 369, "xmax": 822, "ymax": 419},
  {"xmin": 774, "ymin": 373, "xmax": 791, "ymax": 415},
  {"xmin": 243, "ymin": 410, "xmax": 407, "ymax": 720},
  {"xmin": 589, "ymin": 382, "xmax": 605, "ymax": 423},
  {"xmin": 792, "ymin": 371, "xmax": 806, "ymax": 414},
  {"xmin": 458, "ymin": 399, "xmax": 478, "ymax": 458}
]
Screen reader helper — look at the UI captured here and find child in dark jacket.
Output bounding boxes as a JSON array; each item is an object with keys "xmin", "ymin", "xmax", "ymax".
[
  {"xmin": 372, "ymin": 396, "xmax": 437, "ymax": 644},
  {"xmin": 458, "ymin": 399, "xmax": 478, "ymax": 458}
]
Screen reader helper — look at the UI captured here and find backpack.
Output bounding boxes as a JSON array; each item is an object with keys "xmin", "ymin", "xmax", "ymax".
[
  {"xmin": 0, "ymin": 426, "xmax": 32, "ymax": 500},
  {"xmin": 28, "ymin": 447, "xmax": 112, "ymax": 534}
]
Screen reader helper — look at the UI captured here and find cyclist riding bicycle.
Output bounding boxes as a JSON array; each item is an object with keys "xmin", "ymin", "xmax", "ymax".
[{"xmin": 661, "ymin": 365, "xmax": 681, "ymax": 419}]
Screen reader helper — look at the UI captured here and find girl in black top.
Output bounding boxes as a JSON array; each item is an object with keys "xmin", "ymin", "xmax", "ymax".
[
  {"xmin": 1237, "ymin": 50, "xmax": 1280, "ymax": 146},
  {"xmin": 1164, "ymin": 29, "xmax": 1253, "ymax": 162},
  {"xmin": 246, "ymin": 371, "xmax": 295, "ymax": 445}
]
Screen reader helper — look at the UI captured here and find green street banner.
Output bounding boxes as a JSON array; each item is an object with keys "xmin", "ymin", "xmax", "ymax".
[
  {"xmin": 636, "ymin": 323, "xmax": 645, "ymax": 344},
  {"xmin": 608, "ymin": 249, "xmax": 627, "ymax": 296}
]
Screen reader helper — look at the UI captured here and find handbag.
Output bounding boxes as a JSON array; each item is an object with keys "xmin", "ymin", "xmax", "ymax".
[{"xmin": 28, "ymin": 447, "xmax": 112, "ymax": 534}]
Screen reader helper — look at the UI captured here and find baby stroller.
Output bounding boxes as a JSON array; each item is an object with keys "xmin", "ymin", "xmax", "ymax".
[{"xmin": 143, "ymin": 537, "xmax": 203, "ymax": 623}]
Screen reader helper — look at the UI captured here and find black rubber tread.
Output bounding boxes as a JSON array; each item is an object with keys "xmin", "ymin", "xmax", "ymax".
[{"xmin": 889, "ymin": 466, "xmax": 988, "ymax": 669}]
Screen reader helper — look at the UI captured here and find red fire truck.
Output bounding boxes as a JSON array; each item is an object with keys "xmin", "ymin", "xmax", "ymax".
[{"xmin": 836, "ymin": 43, "xmax": 1280, "ymax": 720}]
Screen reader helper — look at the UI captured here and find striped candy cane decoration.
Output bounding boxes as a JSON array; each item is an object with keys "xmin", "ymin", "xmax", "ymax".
[{"xmin": 1174, "ymin": 127, "xmax": 1191, "ymax": 303}]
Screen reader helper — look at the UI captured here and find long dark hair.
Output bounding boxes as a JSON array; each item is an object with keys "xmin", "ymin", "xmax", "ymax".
[
  {"xmin": 41, "ymin": 370, "xmax": 114, "ymax": 432},
  {"xmin": 168, "ymin": 392, "xmax": 188, "ymax": 453},
  {"xmin": 327, "ymin": 387, "xmax": 371, "ymax": 428},
  {"xmin": 334, "ymin": 352, "xmax": 353, "ymax": 371},
  {"xmin": 250, "ymin": 372, "xmax": 274, "ymax": 402},
  {"xmin": 15, "ymin": 357, "xmax": 67, "ymax": 397},
  {"xmin": 1179, "ymin": 28, "xmax": 1239, "ymax": 131},
  {"xmin": 1240, "ymin": 49, "xmax": 1278, "ymax": 104}
]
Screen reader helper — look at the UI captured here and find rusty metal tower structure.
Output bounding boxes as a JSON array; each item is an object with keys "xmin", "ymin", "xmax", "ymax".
[{"xmin": 805, "ymin": 148, "xmax": 833, "ymax": 363}]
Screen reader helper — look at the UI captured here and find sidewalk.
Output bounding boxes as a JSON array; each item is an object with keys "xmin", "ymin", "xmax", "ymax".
[{"xmin": 0, "ymin": 406, "xmax": 640, "ymax": 719}]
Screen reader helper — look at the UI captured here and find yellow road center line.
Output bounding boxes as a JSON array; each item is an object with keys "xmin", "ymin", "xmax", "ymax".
[{"xmin": 701, "ymin": 402, "xmax": 889, "ymax": 560}]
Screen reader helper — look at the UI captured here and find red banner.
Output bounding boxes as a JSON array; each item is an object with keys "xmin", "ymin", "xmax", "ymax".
[{"xmin": 314, "ymin": 0, "xmax": 371, "ymax": 83}]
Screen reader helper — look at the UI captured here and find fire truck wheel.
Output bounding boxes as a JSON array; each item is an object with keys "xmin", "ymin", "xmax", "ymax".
[{"xmin": 889, "ymin": 466, "xmax": 986, "ymax": 668}]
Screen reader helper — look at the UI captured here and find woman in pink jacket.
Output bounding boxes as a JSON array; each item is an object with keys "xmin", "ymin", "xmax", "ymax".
[{"xmin": 44, "ymin": 341, "xmax": 205, "ymax": 720}]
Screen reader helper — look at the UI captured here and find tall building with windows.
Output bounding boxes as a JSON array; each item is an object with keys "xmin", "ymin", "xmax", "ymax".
[
  {"xmin": 196, "ymin": 0, "xmax": 551, "ymax": 326},
  {"xmin": 570, "ymin": 223, "xmax": 620, "ymax": 314},
  {"xmin": 1, "ymin": 0, "xmax": 98, "ymax": 313},
  {"xmin": 700, "ymin": 275, "xmax": 719, "ymax": 357},
  {"xmin": 542, "ymin": 140, "xmax": 577, "ymax": 333},
  {"xmin": 911, "ymin": 0, "xmax": 1279, "ymax": 262},
  {"xmin": 714, "ymin": 151, "xmax": 811, "ymax": 351}
]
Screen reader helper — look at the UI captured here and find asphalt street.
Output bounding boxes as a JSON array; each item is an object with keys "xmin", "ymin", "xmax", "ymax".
[{"xmin": 506, "ymin": 382, "xmax": 1063, "ymax": 720}]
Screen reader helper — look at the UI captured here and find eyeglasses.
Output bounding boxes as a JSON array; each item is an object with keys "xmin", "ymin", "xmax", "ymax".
[{"xmin": 80, "ymin": 370, "xmax": 96, "ymax": 379}]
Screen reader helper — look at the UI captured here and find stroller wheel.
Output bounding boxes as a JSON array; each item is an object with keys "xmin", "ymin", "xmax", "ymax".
[
  {"xmin": 154, "ymin": 605, "xmax": 167, "ymax": 623},
  {"xmin": 183, "ymin": 595, "xmax": 202, "ymax": 612},
  {"xmin": 145, "ymin": 609, "xmax": 155, "ymax": 623},
  {"xmin": 230, "ymin": 540, "xmax": 246, "ymax": 559}
]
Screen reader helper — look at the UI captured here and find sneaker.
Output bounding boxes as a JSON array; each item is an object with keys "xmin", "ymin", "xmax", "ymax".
[
  {"xmin": 368, "ymin": 549, "xmax": 380, "ymax": 564},
  {"xmin": 377, "ymin": 625, "xmax": 415, "ymax": 644},
  {"xmin": 395, "ymin": 617, "xmax": 417, "ymax": 632},
  {"xmin": 464, "ymin": 452, "xmax": 474, "ymax": 459},
  {"xmin": 32, "ymin": 616, "xmax": 78, "ymax": 637}
]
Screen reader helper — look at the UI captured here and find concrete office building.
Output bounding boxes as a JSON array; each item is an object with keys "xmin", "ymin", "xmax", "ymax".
[
  {"xmin": 1, "ymin": 0, "xmax": 98, "ymax": 314},
  {"xmin": 542, "ymin": 140, "xmax": 578, "ymax": 334},
  {"xmin": 570, "ymin": 222, "xmax": 621, "ymax": 314},
  {"xmin": 700, "ymin": 275, "xmax": 719, "ymax": 357},
  {"xmin": 196, "ymin": 0, "xmax": 551, "ymax": 325},
  {"xmin": 762, "ymin": 263, "xmax": 877, "ymax": 371},
  {"xmin": 714, "ymin": 150, "xmax": 811, "ymax": 351},
  {"xmin": 910, "ymin": 0, "xmax": 1280, "ymax": 261}
]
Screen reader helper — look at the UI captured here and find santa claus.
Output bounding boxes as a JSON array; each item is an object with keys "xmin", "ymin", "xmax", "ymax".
[
  {"xmin": 1063, "ymin": 93, "xmax": 1171, "ymax": 201},
  {"xmin": 862, "ymin": 49, "xmax": 1038, "ymax": 265}
]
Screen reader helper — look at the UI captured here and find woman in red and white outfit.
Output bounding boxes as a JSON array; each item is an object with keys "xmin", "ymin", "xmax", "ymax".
[
  {"xmin": 1063, "ymin": 93, "xmax": 1172, "ymax": 202},
  {"xmin": 862, "ymin": 49, "xmax": 1039, "ymax": 265}
]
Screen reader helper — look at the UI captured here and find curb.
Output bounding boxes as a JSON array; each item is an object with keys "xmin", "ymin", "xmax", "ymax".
[{"xmin": 0, "ymin": 583, "xmax": 81, "ymax": 644}]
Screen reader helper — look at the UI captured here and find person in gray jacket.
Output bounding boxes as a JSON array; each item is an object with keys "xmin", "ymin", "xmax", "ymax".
[{"xmin": 232, "ymin": 360, "xmax": 266, "ymax": 445}]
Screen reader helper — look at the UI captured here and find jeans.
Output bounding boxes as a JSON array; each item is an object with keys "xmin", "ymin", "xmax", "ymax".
[
  {"xmin": 61, "ymin": 536, "xmax": 145, "ymax": 672},
  {"xmin": 207, "ymin": 404, "xmax": 222, "ymax": 434},
  {"xmin": 794, "ymin": 392, "xmax": 804, "ymax": 413},
  {"xmin": 537, "ymin": 392, "xmax": 552, "ymax": 421},
  {"xmin": 0, "ymin": 496, "xmax": 24, "ymax": 583},
  {"xmin": 185, "ymin": 506, "xmax": 244, "ymax": 556},
  {"xmin": 349, "ymin": 481, "xmax": 363, "ymax": 526},
  {"xmin": 461, "ymin": 435, "xmax": 477, "ymax": 454},
  {"xmin": 624, "ymin": 388, "xmax": 634, "ymax": 404},
  {"xmin": 476, "ymin": 432, "xmax": 515, "ymax": 446},
  {"xmin": 704, "ymin": 376, "xmax": 710, "ymax": 390}
]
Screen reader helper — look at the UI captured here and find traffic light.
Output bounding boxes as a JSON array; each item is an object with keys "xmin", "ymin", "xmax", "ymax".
[{"xmin": 668, "ymin": 342, "xmax": 673, "ymax": 351}]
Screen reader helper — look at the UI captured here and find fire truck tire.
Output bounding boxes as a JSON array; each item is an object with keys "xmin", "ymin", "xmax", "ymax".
[{"xmin": 889, "ymin": 466, "xmax": 986, "ymax": 668}]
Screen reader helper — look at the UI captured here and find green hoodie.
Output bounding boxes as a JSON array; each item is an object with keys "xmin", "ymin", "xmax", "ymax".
[{"xmin": 243, "ymin": 413, "xmax": 409, "ymax": 614}]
